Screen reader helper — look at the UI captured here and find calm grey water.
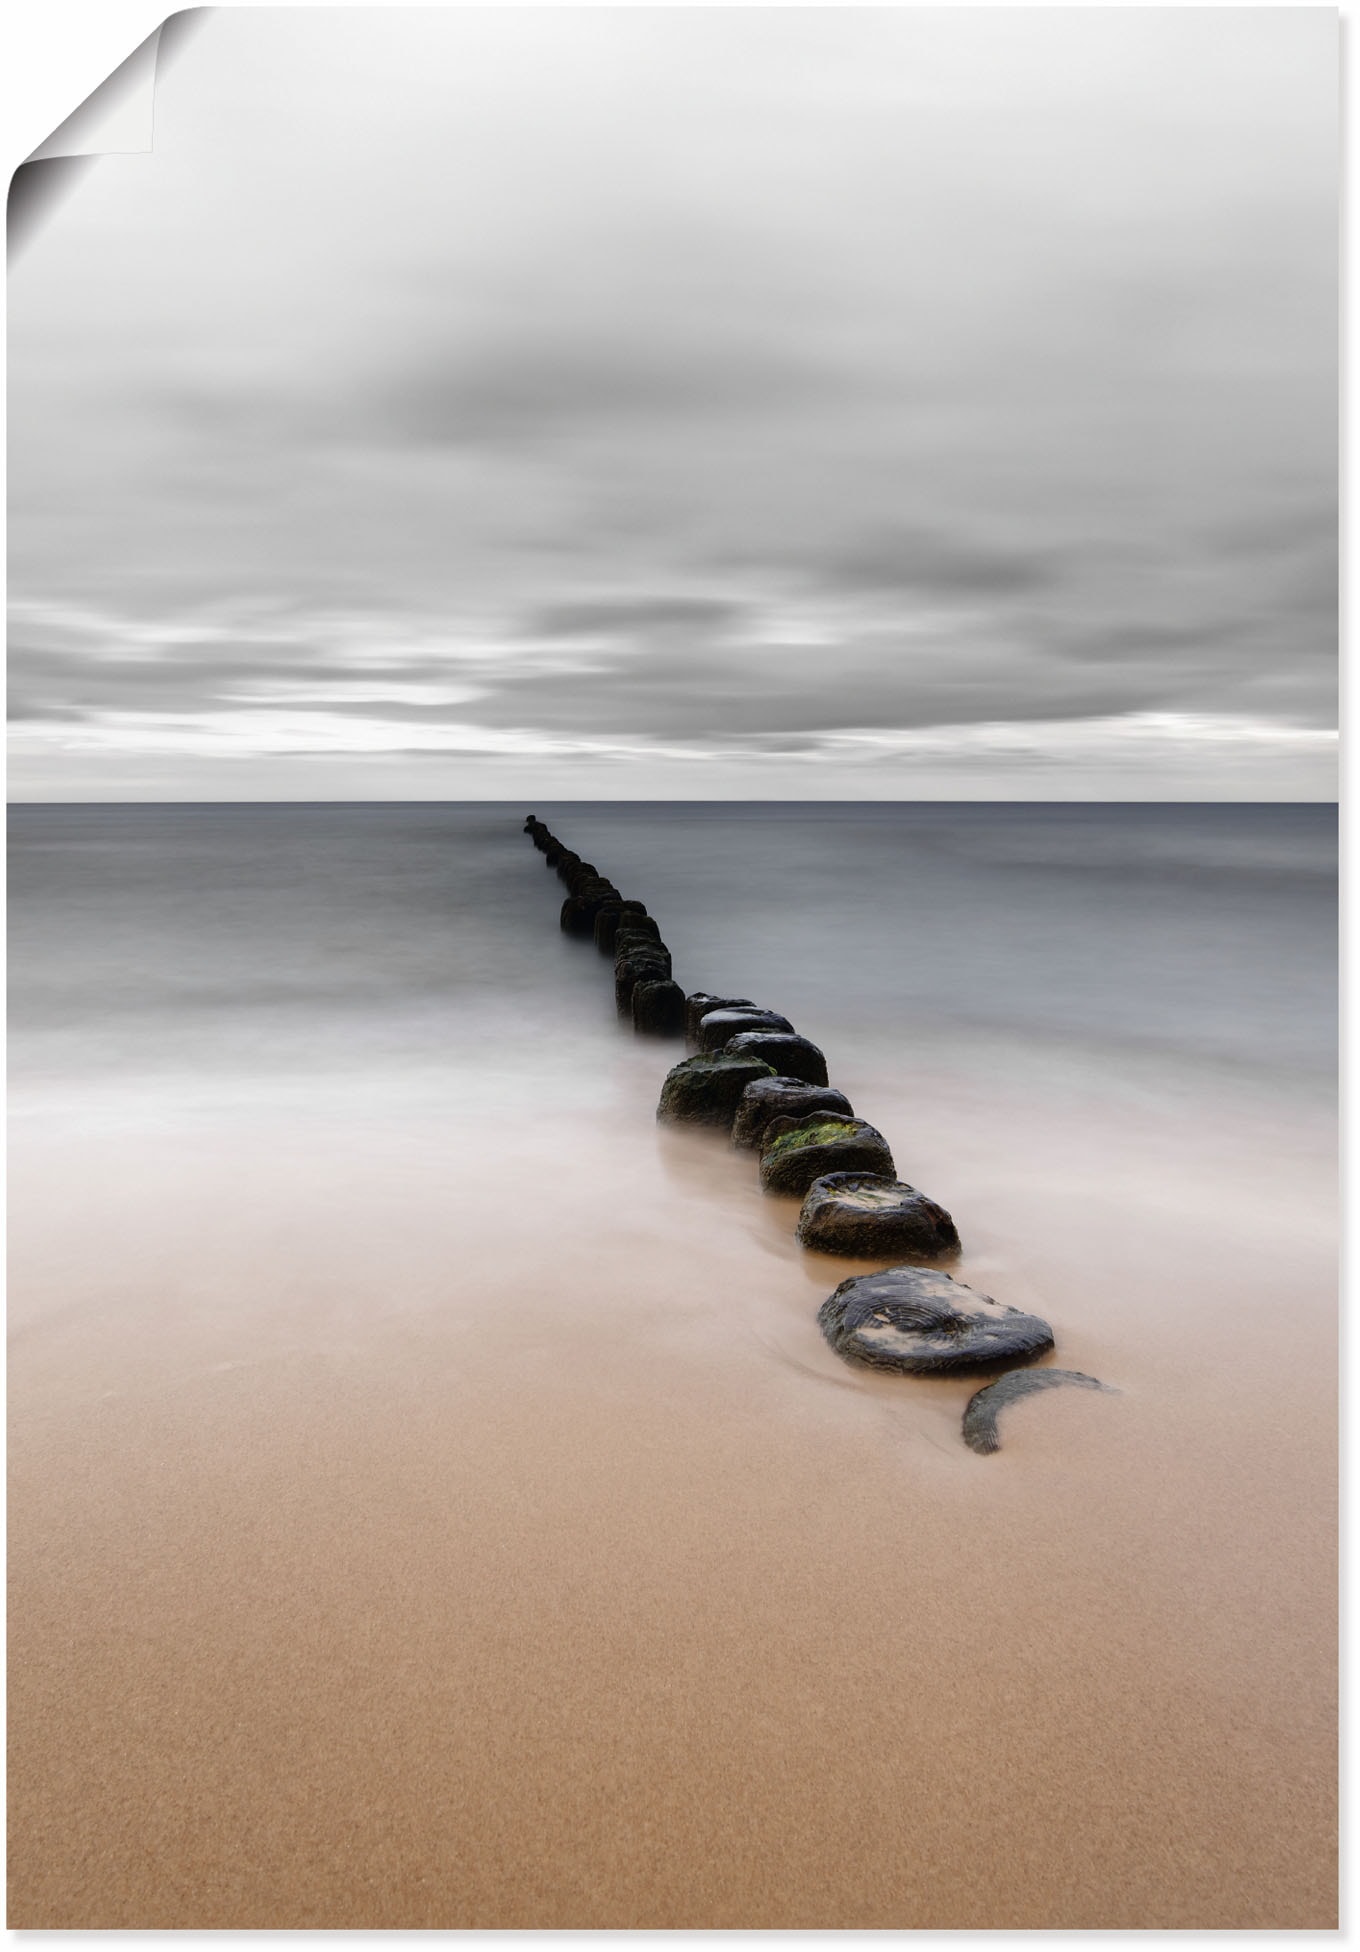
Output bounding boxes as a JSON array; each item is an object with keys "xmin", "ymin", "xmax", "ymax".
[{"xmin": 7, "ymin": 802, "xmax": 1338, "ymax": 1106}]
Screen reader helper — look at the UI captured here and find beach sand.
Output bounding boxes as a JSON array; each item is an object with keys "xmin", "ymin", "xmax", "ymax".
[{"xmin": 8, "ymin": 1020, "xmax": 1337, "ymax": 1928}]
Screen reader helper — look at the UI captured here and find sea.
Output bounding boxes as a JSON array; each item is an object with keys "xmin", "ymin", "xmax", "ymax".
[{"xmin": 7, "ymin": 798, "xmax": 1337, "ymax": 1097}]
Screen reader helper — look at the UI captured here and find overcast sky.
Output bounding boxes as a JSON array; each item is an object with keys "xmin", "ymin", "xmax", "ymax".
[{"xmin": 8, "ymin": 7, "xmax": 1338, "ymax": 800}]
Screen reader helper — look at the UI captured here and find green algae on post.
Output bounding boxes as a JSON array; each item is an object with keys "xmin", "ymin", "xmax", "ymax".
[{"xmin": 759, "ymin": 1113, "xmax": 895, "ymax": 1196}]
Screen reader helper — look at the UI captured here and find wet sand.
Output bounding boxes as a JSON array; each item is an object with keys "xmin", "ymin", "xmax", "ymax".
[{"xmin": 7, "ymin": 1023, "xmax": 1337, "ymax": 1928}]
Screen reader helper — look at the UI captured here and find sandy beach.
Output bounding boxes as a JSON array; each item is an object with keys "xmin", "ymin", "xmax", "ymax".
[
  {"xmin": 7, "ymin": 804, "xmax": 1337, "ymax": 1928},
  {"xmin": 9, "ymin": 1, "xmax": 1338, "ymax": 1925}
]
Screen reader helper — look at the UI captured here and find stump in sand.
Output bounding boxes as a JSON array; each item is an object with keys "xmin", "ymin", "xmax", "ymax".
[
  {"xmin": 732, "ymin": 1078, "xmax": 854, "ymax": 1150},
  {"xmin": 612, "ymin": 914, "xmax": 662, "ymax": 948},
  {"xmin": 595, "ymin": 902, "xmax": 649, "ymax": 954},
  {"xmin": 723, "ymin": 1030, "xmax": 828, "ymax": 1087},
  {"xmin": 561, "ymin": 891, "xmax": 615, "ymax": 935},
  {"xmin": 616, "ymin": 932, "xmax": 670, "ymax": 963},
  {"xmin": 818, "ymin": 1266, "xmax": 1054, "ymax": 1376},
  {"xmin": 684, "ymin": 993, "xmax": 755, "ymax": 1042},
  {"xmin": 592, "ymin": 903, "xmax": 624, "ymax": 950},
  {"xmin": 633, "ymin": 979, "xmax": 686, "ymax": 1036},
  {"xmin": 616, "ymin": 934, "xmax": 670, "ymax": 970},
  {"xmin": 697, "ymin": 1007, "xmax": 794, "ymax": 1051},
  {"xmin": 612, "ymin": 925, "xmax": 667, "ymax": 956},
  {"xmin": 797, "ymin": 1173, "xmax": 960, "ymax": 1259},
  {"xmin": 616, "ymin": 949, "xmax": 672, "ymax": 1009},
  {"xmin": 961, "ymin": 1368, "xmax": 1114, "ymax": 1455},
  {"xmin": 615, "ymin": 936, "xmax": 668, "ymax": 975},
  {"xmin": 657, "ymin": 1051, "xmax": 778, "ymax": 1129},
  {"xmin": 759, "ymin": 1113, "xmax": 894, "ymax": 1197}
]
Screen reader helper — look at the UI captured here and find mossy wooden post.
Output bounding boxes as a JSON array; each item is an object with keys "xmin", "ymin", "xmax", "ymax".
[
  {"xmin": 759, "ymin": 1114, "xmax": 895, "ymax": 1197},
  {"xmin": 656, "ymin": 1051, "xmax": 778, "ymax": 1130}
]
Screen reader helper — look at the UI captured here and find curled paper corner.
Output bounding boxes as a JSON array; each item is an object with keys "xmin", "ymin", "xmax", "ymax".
[{"xmin": 9, "ymin": 9, "xmax": 210, "ymax": 262}]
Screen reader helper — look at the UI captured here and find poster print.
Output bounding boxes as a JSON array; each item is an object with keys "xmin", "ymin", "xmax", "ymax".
[{"xmin": 8, "ymin": 9, "xmax": 1337, "ymax": 1930}]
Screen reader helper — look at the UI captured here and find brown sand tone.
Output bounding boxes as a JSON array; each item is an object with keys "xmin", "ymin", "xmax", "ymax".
[{"xmin": 8, "ymin": 1040, "xmax": 1336, "ymax": 1928}]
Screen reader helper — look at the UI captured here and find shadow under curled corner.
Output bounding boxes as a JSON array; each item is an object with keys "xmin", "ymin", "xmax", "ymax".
[{"xmin": 8, "ymin": 9, "xmax": 208, "ymax": 262}]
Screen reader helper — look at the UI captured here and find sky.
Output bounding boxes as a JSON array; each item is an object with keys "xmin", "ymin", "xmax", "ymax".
[{"xmin": 7, "ymin": 7, "xmax": 1339, "ymax": 801}]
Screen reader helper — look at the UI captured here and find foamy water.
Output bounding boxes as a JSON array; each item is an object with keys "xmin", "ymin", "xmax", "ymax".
[{"xmin": 8, "ymin": 802, "xmax": 1337, "ymax": 1927}]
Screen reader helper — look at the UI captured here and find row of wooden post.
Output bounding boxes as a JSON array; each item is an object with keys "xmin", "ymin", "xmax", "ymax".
[{"xmin": 520, "ymin": 815, "xmax": 1111, "ymax": 1454}]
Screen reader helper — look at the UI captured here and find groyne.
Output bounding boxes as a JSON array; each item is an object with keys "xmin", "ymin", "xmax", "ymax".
[{"xmin": 523, "ymin": 815, "xmax": 1112, "ymax": 1453}]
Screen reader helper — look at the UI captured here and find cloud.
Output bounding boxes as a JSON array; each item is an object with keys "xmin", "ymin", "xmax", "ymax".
[
  {"xmin": 6, "ymin": 696, "xmax": 91, "ymax": 724},
  {"xmin": 385, "ymin": 333, "xmax": 839, "ymax": 448},
  {"xmin": 6, "ymin": 8, "xmax": 1337, "ymax": 798},
  {"xmin": 520, "ymin": 594, "xmax": 746, "ymax": 640},
  {"xmin": 9, "ymin": 706, "xmax": 1334, "ymax": 789},
  {"xmin": 8, "ymin": 550, "xmax": 1335, "ymax": 771},
  {"xmin": 820, "ymin": 529, "xmax": 1058, "ymax": 600}
]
